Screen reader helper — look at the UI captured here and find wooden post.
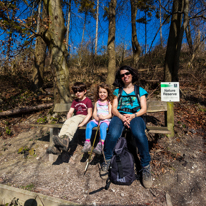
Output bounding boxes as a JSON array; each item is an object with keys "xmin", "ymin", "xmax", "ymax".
[{"xmin": 167, "ymin": 102, "xmax": 174, "ymax": 137}]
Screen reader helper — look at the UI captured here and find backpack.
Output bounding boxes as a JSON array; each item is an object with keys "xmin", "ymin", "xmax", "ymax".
[
  {"xmin": 118, "ymin": 85, "xmax": 146, "ymax": 124},
  {"xmin": 105, "ymin": 137, "xmax": 136, "ymax": 190}
]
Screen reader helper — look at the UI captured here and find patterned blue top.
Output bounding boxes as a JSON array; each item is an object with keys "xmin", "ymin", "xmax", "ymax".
[{"xmin": 113, "ymin": 87, "xmax": 148, "ymax": 114}]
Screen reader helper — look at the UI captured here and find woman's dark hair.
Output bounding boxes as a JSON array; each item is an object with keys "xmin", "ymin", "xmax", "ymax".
[
  {"xmin": 94, "ymin": 83, "xmax": 113, "ymax": 103},
  {"xmin": 113, "ymin": 65, "xmax": 138, "ymax": 87}
]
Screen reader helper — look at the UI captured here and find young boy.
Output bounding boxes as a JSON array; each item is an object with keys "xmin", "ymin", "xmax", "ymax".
[{"xmin": 47, "ymin": 82, "xmax": 93, "ymax": 154}]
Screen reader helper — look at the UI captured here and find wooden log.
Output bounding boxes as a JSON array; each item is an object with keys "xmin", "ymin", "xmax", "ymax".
[{"xmin": 0, "ymin": 103, "xmax": 53, "ymax": 117}]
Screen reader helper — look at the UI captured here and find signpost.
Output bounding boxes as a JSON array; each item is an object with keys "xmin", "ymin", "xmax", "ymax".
[{"xmin": 161, "ymin": 82, "xmax": 180, "ymax": 138}]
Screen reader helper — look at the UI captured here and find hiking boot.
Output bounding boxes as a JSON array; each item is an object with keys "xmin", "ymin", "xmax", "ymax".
[
  {"xmin": 53, "ymin": 135, "xmax": 69, "ymax": 152},
  {"xmin": 93, "ymin": 142, "xmax": 103, "ymax": 155},
  {"xmin": 100, "ymin": 159, "xmax": 111, "ymax": 180},
  {"xmin": 46, "ymin": 145, "xmax": 61, "ymax": 155},
  {"xmin": 82, "ymin": 141, "xmax": 91, "ymax": 153},
  {"xmin": 141, "ymin": 165, "xmax": 153, "ymax": 189}
]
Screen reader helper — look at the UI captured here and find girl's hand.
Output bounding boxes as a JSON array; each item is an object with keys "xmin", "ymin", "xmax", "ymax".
[
  {"xmin": 95, "ymin": 116, "xmax": 100, "ymax": 122},
  {"xmin": 98, "ymin": 114, "xmax": 105, "ymax": 120}
]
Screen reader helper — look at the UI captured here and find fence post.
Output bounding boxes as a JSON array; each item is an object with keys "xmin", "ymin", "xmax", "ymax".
[{"xmin": 167, "ymin": 102, "xmax": 174, "ymax": 137}]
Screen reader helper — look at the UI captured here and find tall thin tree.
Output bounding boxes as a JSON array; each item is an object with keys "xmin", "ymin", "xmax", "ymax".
[
  {"xmin": 106, "ymin": 0, "xmax": 117, "ymax": 86},
  {"xmin": 130, "ymin": 0, "xmax": 141, "ymax": 68},
  {"xmin": 95, "ymin": 0, "xmax": 99, "ymax": 55}
]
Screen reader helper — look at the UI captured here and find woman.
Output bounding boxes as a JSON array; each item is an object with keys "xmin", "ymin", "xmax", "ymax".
[{"xmin": 100, "ymin": 65, "xmax": 152, "ymax": 189}]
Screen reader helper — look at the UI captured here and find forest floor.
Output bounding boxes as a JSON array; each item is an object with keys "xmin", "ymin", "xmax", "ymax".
[{"xmin": 0, "ymin": 70, "xmax": 206, "ymax": 206}]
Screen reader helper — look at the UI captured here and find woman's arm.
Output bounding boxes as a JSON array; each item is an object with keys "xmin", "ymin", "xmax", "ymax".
[{"xmin": 98, "ymin": 102, "xmax": 112, "ymax": 120}]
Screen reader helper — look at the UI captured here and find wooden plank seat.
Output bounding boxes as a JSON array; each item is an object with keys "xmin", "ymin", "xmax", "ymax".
[{"xmin": 30, "ymin": 100, "xmax": 172, "ymax": 162}]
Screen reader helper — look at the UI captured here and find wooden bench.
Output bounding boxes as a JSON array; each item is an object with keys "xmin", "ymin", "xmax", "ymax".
[{"xmin": 30, "ymin": 100, "xmax": 173, "ymax": 162}]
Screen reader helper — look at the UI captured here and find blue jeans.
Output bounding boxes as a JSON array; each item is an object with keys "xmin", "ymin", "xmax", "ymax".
[
  {"xmin": 104, "ymin": 116, "xmax": 151, "ymax": 167},
  {"xmin": 85, "ymin": 121, "xmax": 108, "ymax": 141}
]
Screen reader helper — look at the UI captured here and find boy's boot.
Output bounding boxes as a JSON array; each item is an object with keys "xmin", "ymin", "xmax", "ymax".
[
  {"xmin": 82, "ymin": 141, "xmax": 91, "ymax": 153},
  {"xmin": 46, "ymin": 145, "xmax": 61, "ymax": 155},
  {"xmin": 141, "ymin": 165, "xmax": 153, "ymax": 189},
  {"xmin": 53, "ymin": 135, "xmax": 70, "ymax": 152},
  {"xmin": 93, "ymin": 142, "xmax": 103, "ymax": 155},
  {"xmin": 100, "ymin": 159, "xmax": 111, "ymax": 180}
]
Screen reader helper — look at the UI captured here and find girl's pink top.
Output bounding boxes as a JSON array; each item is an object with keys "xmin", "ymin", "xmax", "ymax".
[{"xmin": 91, "ymin": 100, "xmax": 111, "ymax": 126}]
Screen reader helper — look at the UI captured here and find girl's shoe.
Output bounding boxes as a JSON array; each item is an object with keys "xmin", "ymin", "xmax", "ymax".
[
  {"xmin": 93, "ymin": 142, "xmax": 103, "ymax": 155},
  {"xmin": 82, "ymin": 141, "xmax": 91, "ymax": 153}
]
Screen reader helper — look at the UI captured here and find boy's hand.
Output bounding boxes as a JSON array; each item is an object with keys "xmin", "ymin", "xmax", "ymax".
[{"xmin": 78, "ymin": 123, "xmax": 84, "ymax": 127}]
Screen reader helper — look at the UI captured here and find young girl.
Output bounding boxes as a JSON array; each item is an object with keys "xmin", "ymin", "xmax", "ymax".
[{"xmin": 82, "ymin": 83, "xmax": 113, "ymax": 155}]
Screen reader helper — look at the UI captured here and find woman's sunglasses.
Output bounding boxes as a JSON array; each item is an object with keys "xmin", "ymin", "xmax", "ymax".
[
  {"xmin": 120, "ymin": 71, "xmax": 131, "ymax": 78},
  {"xmin": 73, "ymin": 88, "xmax": 84, "ymax": 93}
]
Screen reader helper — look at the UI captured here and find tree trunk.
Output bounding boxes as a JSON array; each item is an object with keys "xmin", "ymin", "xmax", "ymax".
[
  {"xmin": 81, "ymin": 13, "xmax": 87, "ymax": 47},
  {"xmin": 164, "ymin": 0, "xmax": 184, "ymax": 82},
  {"xmin": 145, "ymin": 11, "xmax": 147, "ymax": 54},
  {"xmin": 43, "ymin": 0, "xmax": 70, "ymax": 104},
  {"xmin": 185, "ymin": 23, "xmax": 193, "ymax": 54},
  {"xmin": 130, "ymin": 0, "xmax": 141, "ymax": 68},
  {"xmin": 159, "ymin": 0, "xmax": 163, "ymax": 47},
  {"xmin": 66, "ymin": 0, "xmax": 71, "ymax": 51},
  {"xmin": 106, "ymin": 0, "xmax": 117, "ymax": 86},
  {"xmin": 32, "ymin": 2, "xmax": 47, "ymax": 91},
  {"xmin": 0, "ymin": 103, "xmax": 53, "ymax": 117},
  {"xmin": 95, "ymin": 0, "xmax": 99, "ymax": 55}
]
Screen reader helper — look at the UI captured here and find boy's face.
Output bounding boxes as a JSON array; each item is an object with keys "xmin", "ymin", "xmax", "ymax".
[{"xmin": 74, "ymin": 88, "xmax": 86, "ymax": 100}]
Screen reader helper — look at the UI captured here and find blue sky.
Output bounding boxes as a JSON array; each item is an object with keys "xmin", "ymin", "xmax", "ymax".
[{"xmin": 0, "ymin": 0, "xmax": 172, "ymax": 59}]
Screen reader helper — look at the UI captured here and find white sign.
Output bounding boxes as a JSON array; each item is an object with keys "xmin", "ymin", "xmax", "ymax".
[{"xmin": 161, "ymin": 82, "xmax": 180, "ymax": 102}]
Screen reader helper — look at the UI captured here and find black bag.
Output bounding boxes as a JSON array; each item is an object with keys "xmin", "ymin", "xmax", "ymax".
[{"xmin": 105, "ymin": 137, "xmax": 136, "ymax": 190}]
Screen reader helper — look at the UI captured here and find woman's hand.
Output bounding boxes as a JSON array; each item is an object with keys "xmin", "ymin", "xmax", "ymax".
[{"xmin": 122, "ymin": 114, "xmax": 135, "ymax": 128}]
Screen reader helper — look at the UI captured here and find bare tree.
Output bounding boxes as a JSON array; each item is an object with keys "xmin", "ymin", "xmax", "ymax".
[
  {"xmin": 106, "ymin": 0, "xmax": 117, "ymax": 86},
  {"xmin": 130, "ymin": 0, "xmax": 141, "ymax": 68},
  {"xmin": 95, "ymin": 0, "xmax": 99, "ymax": 55},
  {"xmin": 32, "ymin": 0, "xmax": 47, "ymax": 91},
  {"xmin": 43, "ymin": 0, "xmax": 70, "ymax": 103},
  {"xmin": 66, "ymin": 0, "xmax": 72, "ymax": 51}
]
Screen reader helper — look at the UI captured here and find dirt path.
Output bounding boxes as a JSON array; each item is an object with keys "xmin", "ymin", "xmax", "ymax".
[{"xmin": 0, "ymin": 116, "xmax": 205, "ymax": 206}]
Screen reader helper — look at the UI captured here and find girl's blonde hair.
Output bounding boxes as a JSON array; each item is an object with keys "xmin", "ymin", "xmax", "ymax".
[{"xmin": 94, "ymin": 83, "xmax": 113, "ymax": 103}]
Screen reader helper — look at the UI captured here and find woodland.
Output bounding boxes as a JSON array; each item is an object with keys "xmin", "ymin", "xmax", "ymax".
[{"xmin": 0, "ymin": 0, "xmax": 206, "ymax": 206}]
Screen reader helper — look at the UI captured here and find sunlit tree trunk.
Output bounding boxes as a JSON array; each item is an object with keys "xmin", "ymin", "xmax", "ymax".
[
  {"xmin": 81, "ymin": 13, "xmax": 87, "ymax": 47},
  {"xmin": 43, "ymin": 0, "xmax": 70, "ymax": 103},
  {"xmin": 66, "ymin": 0, "xmax": 71, "ymax": 52},
  {"xmin": 185, "ymin": 23, "xmax": 193, "ymax": 55},
  {"xmin": 32, "ymin": 1, "xmax": 47, "ymax": 91},
  {"xmin": 130, "ymin": 0, "xmax": 141, "ymax": 68},
  {"xmin": 106, "ymin": 0, "xmax": 117, "ymax": 86},
  {"xmin": 95, "ymin": 0, "xmax": 99, "ymax": 55}
]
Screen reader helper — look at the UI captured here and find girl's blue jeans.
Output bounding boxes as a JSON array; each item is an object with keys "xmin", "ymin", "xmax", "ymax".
[
  {"xmin": 86, "ymin": 121, "xmax": 108, "ymax": 141},
  {"xmin": 104, "ymin": 116, "xmax": 151, "ymax": 167}
]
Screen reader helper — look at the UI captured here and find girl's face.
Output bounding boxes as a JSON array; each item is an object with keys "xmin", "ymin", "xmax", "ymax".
[
  {"xmin": 120, "ymin": 69, "xmax": 132, "ymax": 85},
  {"xmin": 99, "ymin": 87, "xmax": 108, "ymax": 101}
]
